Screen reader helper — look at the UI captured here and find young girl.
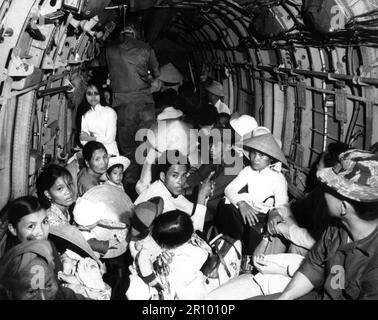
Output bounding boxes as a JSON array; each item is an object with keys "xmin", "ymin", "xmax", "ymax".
[
  {"xmin": 36, "ymin": 164, "xmax": 75, "ymax": 227},
  {"xmin": 104, "ymin": 155, "xmax": 130, "ymax": 191},
  {"xmin": 1, "ymin": 196, "xmax": 110, "ymax": 299},
  {"xmin": 0, "ymin": 240, "xmax": 83, "ymax": 300},
  {"xmin": 80, "ymin": 82, "xmax": 119, "ymax": 156}
]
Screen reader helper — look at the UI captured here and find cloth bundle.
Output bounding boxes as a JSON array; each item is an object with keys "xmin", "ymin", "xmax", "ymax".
[{"xmin": 60, "ymin": 256, "xmax": 111, "ymax": 300}]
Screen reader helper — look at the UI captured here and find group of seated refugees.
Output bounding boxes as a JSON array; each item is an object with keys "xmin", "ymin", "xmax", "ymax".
[{"xmin": 1, "ymin": 64, "xmax": 378, "ymax": 300}]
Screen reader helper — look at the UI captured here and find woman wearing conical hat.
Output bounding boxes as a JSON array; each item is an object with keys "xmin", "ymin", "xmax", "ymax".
[{"xmin": 215, "ymin": 132, "xmax": 289, "ymax": 255}]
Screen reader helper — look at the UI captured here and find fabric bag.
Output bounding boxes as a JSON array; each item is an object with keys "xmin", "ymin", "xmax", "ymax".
[{"xmin": 201, "ymin": 234, "xmax": 242, "ymax": 292}]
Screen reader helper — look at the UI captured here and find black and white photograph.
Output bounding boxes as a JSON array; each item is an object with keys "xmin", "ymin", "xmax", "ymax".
[{"xmin": 0, "ymin": 0, "xmax": 378, "ymax": 309}]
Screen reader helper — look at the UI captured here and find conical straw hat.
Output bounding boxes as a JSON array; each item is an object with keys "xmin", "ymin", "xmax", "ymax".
[
  {"xmin": 243, "ymin": 133, "xmax": 288, "ymax": 168},
  {"xmin": 205, "ymin": 80, "xmax": 224, "ymax": 96},
  {"xmin": 158, "ymin": 63, "xmax": 183, "ymax": 84}
]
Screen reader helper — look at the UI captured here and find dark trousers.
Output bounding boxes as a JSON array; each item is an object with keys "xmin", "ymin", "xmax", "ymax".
[
  {"xmin": 215, "ymin": 199, "xmax": 264, "ymax": 255},
  {"xmin": 101, "ymin": 250, "xmax": 133, "ymax": 300},
  {"xmin": 113, "ymin": 93, "xmax": 156, "ymax": 186}
]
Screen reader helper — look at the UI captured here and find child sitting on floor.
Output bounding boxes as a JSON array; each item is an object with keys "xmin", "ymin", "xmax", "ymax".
[{"xmin": 127, "ymin": 206, "xmax": 211, "ymax": 300}]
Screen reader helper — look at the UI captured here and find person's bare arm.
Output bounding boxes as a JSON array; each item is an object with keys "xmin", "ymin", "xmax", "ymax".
[{"xmin": 277, "ymin": 271, "xmax": 314, "ymax": 300}]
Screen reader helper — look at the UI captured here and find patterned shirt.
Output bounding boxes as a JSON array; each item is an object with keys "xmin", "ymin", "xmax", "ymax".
[{"xmin": 47, "ymin": 203, "xmax": 70, "ymax": 227}]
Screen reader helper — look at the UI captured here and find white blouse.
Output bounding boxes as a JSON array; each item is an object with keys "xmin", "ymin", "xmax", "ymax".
[
  {"xmin": 81, "ymin": 104, "xmax": 119, "ymax": 156},
  {"xmin": 225, "ymin": 165, "xmax": 288, "ymax": 212}
]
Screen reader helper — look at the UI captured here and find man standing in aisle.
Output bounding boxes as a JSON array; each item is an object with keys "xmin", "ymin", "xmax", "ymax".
[
  {"xmin": 106, "ymin": 22, "xmax": 160, "ymax": 200},
  {"xmin": 205, "ymin": 80, "xmax": 231, "ymax": 115}
]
